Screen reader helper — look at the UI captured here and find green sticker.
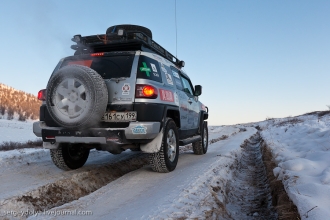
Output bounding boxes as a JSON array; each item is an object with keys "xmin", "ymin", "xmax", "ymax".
[{"xmin": 140, "ymin": 62, "xmax": 151, "ymax": 77}]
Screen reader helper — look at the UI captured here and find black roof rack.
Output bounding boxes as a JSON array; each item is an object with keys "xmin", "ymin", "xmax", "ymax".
[{"xmin": 71, "ymin": 26, "xmax": 185, "ymax": 68}]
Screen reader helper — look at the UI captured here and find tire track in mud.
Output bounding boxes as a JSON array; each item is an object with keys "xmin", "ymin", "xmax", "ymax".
[
  {"xmin": 261, "ymin": 140, "xmax": 300, "ymax": 220},
  {"xmin": 171, "ymin": 132, "xmax": 278, "ymax": 220},
  {"xmin": 223, "ymin": 133, "xmax": 277, "ymax": 219},
  {"xmin": 0, "ymin": 153, "xmax": 149, "ymax": 219},
  {"xmin": 202, "ymin": 131, "xmax": 299, "ymax": 219}
]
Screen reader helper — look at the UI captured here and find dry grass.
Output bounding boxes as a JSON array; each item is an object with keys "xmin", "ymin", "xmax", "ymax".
[
  {"xmin": 318, "ymin": 111, "xmax": 330, "ymax": 118},
  {"xmin": 0, "ymin": 139, "xmax": 42, "ymax": 151},
  {"xmin": 301, "ymin": 110, "xmax": 330, "ymax": 118},
  {"xmin": 276, "ymin": 118, "xmax": 303, "ymax": 127},
  {"xmin": 302, "ymin": 111, "xmax": 320, "ymax": 116},
  {"xmin": 261, "ymin": 141, "xmax": 301, "ymax": 220}
]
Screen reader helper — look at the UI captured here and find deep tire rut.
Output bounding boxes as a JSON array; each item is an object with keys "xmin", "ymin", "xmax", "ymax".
[
  {"xmin": 224, "ymin": 133, "xmax": 277, "ymax": 219},
  {"xmin": 0, "ymin": 153, "xmax": 149, "ymax": 219}
]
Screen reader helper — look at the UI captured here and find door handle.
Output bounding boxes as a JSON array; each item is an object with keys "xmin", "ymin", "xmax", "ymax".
[{"xmin": 188, "ymin": 99, "xmax": 193, "ymax": 104}]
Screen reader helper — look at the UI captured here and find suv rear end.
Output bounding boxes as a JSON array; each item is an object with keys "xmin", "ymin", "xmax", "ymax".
[
  {"xmin": 35, "ymin": 51, "xmax": 165, "ymax": 151},
  {"xmin": 33, "ymin": 24, "xmax": 208, "ymax": 173}
]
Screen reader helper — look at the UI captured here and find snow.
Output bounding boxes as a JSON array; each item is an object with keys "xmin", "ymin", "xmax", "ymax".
[
  {"xmin": 27, "ymin": 127, "xmax": 256, "ymax": 220},
  {"xmin": 259, "ymin": 113, "xmax": 330, "ymax": 219},
  {"xmin": 1, "ymin": 113, "xmax": 330, "ymax": 219},
  {"xmin": 0, "ymin": 118, "xmax": 39, "ymax": 145}
]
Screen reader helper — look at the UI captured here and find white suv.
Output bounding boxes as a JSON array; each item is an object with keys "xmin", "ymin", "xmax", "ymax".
[{"xmin": 33, "ymin": 25, "xmax": 209, "ymax": 173}]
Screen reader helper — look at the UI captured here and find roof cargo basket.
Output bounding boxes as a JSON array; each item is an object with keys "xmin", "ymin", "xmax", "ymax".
[{"xmin": 71, "ymin": 24, "xmax": 185, "ymax": 68}]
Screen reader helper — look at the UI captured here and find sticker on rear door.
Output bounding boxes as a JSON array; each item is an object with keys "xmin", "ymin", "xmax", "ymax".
[{"xmin": 122, "ymin": 83, "xmax": 130, "ymax": 95}]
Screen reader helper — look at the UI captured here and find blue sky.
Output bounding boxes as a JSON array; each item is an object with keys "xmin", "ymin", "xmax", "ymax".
[{"xmin": 1, "ymin": 0, "xmax": 329, "ymax": 125}]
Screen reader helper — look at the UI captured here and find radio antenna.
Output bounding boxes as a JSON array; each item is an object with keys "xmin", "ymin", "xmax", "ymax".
[{"xmin": 175, "ymin": 0, "xmax": 177, "ymax": 57}]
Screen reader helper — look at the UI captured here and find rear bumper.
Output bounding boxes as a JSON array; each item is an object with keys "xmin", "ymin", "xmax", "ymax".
[{"xmin": 33, "ymin": 121, "xmax": 160, "ymax": 145}]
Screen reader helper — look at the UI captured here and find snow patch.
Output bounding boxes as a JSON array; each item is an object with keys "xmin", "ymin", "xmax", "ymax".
[
  {"xmin": 0, "ymin": 148, "xmax": 49, "ymax": 169},
  {"xmin": 260, "ymin": 113, "xmax": 330, "ymax": 219},
  {"xmin": 0, "ymin": 119, "xmax": 38, "ymax": 145}
]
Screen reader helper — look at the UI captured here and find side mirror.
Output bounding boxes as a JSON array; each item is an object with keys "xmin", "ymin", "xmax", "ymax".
[{"xmin": 194, "ymin": 85, "xmax": 202, "ymax": 96}]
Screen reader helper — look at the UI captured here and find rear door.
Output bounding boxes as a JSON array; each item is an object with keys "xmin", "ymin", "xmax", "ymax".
[
  {"xmin": 61, "ymin": 52, "xmax": 138, "ymax": 122},
  {"xmin": 61, "ymin": 52, "xmax": 137, "ymax": 106}
]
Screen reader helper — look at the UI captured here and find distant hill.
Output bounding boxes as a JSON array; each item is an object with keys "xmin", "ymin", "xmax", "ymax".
[{"xmin": 0, "ymin": 83, "xmax": 41, "ymax": 121}]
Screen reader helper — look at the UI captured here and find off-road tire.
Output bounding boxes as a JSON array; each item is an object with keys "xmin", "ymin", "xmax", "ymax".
[
  {"xmin": 50, "ymin": 143, "xmax": 90, "ymax": 170},
  {"xmin": 193, "ymin": 121, "xmax": 208, "ymax": 155},
  {"xmin": 106, "ymin": 24, "xmax": 152, "ymax": 39},
  {"xmin": 149, "ymin": 118, "xmax": 179, "ymax": 173},
  {"xmin": 46, "ymin": 65, "xmax": 108, "ymax": 130}
]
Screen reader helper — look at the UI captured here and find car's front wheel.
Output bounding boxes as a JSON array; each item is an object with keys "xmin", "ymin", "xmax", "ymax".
[
  {"xmin": 149, "ymin": 118, "xmax": 179, "ymax": 173},
  {"xmin": 193, "ymin": 121, "xmax": 208, "ymax": 155},
  {"xmin": 50, "ymin": 143, "xmax": 90, "ymax": 170}
]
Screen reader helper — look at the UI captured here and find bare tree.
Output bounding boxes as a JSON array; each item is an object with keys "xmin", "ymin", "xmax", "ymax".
[
  {"xmin": 18, "ymin": 112, "xmax": 26, "ymax": 121},
  {"xmin": 7, "ymin": 108, "xmax": 14, "ymax": 120},
  {"xmin": 0, "ymin": 105, "xmax": 5, "ymax": 115}
]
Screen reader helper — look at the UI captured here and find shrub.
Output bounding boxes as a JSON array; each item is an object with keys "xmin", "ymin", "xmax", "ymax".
[{"xmin": 0, "ymin": 139, "xmax": 43, "ymax": 151}]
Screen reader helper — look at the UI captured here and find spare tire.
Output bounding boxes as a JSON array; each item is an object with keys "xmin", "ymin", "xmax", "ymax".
[
  {"xmin": 106, "ymin": 24, "xmax": 152, "ymax": 39},
  {"xmin": 46, "ymin": 65, "xmax": 108, "ymax": 130}
]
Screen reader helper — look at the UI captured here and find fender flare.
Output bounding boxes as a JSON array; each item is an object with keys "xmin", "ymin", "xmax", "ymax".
[
  {"xmin": 141, "ymin": 106, "xmax": 180, "ymax": 153},
  {"xmin": 160, "ymin": 105, "xmax": 180, "ymax": 131},
  {"xmin": 198, "ymin": 111, "xmax": 208, "ymax": 134}
]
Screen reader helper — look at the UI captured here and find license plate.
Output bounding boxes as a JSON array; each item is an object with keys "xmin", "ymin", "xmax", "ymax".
[{"xmin": 101, "ymin": 111, "xmax": 137, "ymax": 122}]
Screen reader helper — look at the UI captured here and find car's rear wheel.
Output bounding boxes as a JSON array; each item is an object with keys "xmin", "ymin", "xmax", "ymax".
[
  {"xmin": 149, "ymin": 118, "xmax": 179, "ymax": 173},
  {"xmin": 50, "ymin": 143, "xmax": 90, "ymax": 170},
  {"xmin": 193, "ymin": 121, "xmax": 208, "ymax": 155},
  {"xmin": 46, "ymin": 65, "xmax": 108, "ymax": 130}
]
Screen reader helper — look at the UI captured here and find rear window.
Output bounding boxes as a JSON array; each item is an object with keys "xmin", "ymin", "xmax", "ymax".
[
  {"xmin": 61, "ymin": 55, "xmax": 134, "ymax": 79},
  {"xmin": 137, "ymin": 56, "xmax": 162, "ymax": 83}
]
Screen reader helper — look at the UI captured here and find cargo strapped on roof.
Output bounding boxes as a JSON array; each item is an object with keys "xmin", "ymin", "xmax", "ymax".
[{"xmin": 71, "ymin": 28, "xmax": 185, "ymax": 68}]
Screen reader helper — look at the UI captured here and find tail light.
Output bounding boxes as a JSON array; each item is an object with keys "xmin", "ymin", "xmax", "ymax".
[
  {"xmin": 38, "ymin": 89, "xmax": 46, "ymax": 101},
  {"xmin": 135, "ymin": 85, "xmax": 158, "ymax": 99},
  {"xmin": 91, "ymin": 52, "xmax": 104, "ymax": 57}
]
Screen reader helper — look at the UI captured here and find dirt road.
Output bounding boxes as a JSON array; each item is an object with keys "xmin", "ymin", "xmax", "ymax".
[{"xmin": 0, "ymin": 126, "xmax": 283, "ymax": 219}]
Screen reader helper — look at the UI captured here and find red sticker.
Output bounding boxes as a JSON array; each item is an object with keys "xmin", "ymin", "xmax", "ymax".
[{"xmin": 159, "ymin": 89, "xmax": 174, "ymax": 102}]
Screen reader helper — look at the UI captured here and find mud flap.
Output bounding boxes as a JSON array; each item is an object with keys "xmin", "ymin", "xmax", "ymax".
[{"xmin": 140, "ymin": 128, "xmax": 164, "ymax": 153}]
